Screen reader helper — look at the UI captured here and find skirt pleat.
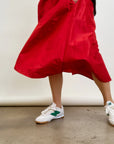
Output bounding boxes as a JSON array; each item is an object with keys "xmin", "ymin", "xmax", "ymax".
[{"xmin": 14, "ymin": 0, "xmax": 112, "ymax": 82}]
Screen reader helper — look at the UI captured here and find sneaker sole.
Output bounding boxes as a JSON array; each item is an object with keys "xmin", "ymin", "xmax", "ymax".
[
  {"xmin": 35, "ymin": 116, "xmax": 64, "ymax": 124},
  {"xmin": 107, "ymin": 119, "xmax": 114, "ymax": 127}
]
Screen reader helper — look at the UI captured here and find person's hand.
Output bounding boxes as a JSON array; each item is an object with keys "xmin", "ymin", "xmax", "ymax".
[{"xmin": 72, "ymin": 0, "xmax": 78, "ymax": 3}]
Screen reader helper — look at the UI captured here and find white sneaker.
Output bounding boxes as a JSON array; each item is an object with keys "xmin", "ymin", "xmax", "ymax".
[
  {"xmin": 35, "ymin": 102, "xmax": 64, "ymax": 124},
  {"xmin": 104, "ymin": 100, "xmax": 114, "ymax": 126}
]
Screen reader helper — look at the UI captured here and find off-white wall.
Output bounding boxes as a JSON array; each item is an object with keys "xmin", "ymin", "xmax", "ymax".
[{"xmin": 0, "ymin": 0, "xmax": 114, "ymax": 106}]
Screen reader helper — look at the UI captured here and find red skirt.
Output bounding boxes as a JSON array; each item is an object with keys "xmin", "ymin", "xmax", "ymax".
[{"xmin": 14, "ymin": 0, "xmax": 112, "ymax": 82}]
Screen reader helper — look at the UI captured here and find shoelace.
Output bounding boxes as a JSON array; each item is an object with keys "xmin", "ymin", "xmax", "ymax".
[
  {"xmin": 41, "ymin": 104, "xmax": 56, "ymax": 115},
  {"xmin": 41, "ymin": 107, "xmax": 57, "ymax": 116},
  {"xmin": 41, "ymin": 103, "xmax": 54, "ymax": 113}
]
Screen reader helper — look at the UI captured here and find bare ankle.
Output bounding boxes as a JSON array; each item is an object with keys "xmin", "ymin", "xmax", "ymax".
[
  {"xmin": 53, "ymin": 101, "xmax": 62, "ymax": 108},
  {"xmin": 57, "ymin": 105, "xmax": 62, "ymax": 108}
]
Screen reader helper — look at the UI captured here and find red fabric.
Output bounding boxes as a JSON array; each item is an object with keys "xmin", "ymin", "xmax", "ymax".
[{"xmin": 14, "ymin": 0, "xmax": 112, "ymax": 82}]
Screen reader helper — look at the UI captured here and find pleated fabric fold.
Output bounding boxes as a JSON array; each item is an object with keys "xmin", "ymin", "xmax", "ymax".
[{"xmin": 14, "ymin": 0, "xmax": 112, "ymax": 82}]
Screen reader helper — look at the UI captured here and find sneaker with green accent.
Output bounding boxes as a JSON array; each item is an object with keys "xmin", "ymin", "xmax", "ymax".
[
  {"xmin": 104, "ymin": 100, "xmax": 114, "ymax": 126},
  {"xmin": 35, "ymin": 102, "xmax": 64, "ymax": 124}
]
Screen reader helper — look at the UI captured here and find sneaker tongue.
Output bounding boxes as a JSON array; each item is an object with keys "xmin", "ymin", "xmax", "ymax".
[
  {"xmin": 51, "ymin": 102, "xmax": 56, "ymax": 107},
  {"xmin": 51, "ymin": 102, "xmax": 62, "ymax": 110}
]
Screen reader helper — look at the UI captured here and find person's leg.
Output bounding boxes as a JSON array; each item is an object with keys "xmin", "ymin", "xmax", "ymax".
[
  {"xmin": 48, "ymin": 72, "xmax": 63, "ymax": 108},
  {"xmin": 91, "ymin": 72, "xmax": 114, "ymax": 106}
]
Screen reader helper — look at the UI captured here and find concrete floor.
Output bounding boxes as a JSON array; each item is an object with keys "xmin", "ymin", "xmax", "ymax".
[{"xmin": 0, "ymin": 106, "xmax": 114, "ymax": 144}]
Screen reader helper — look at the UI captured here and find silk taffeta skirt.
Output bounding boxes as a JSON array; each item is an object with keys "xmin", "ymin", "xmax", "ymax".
[{"xmin": 14, "ymin": 0, "xmax": 112, "ymax": 82}]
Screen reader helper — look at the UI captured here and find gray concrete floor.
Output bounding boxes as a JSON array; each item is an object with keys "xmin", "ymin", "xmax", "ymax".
[{"xmin": 0, "ymin": 106, "xmax": 114, "ymax": 144}]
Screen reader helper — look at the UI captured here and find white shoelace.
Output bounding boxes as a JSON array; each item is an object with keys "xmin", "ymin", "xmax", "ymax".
[{"xmin": 41, "ymin": 105, "xmax": 56, "ymax": 115}]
